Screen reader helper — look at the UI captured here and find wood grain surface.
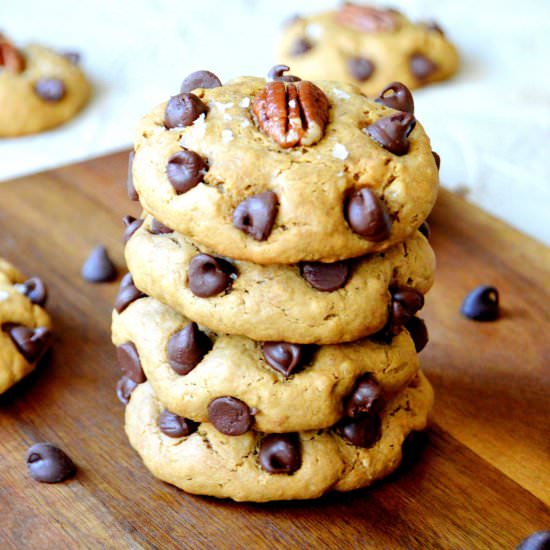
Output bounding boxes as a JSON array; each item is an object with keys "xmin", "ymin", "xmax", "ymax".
[{"xmin": 0, "ymin": 151, "xmax": 548, "ymax": 549}]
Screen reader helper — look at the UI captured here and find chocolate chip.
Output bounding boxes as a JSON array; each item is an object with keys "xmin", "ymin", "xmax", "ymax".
[
  {"xmin": 167, "ymin": 322, "xmax": 212, "ymax": 375},
  {"xmin": 26, "ymin": 443, "xmax": 76, "ymax": 483},
  {"xmin": 517, "ymin": 531, "xmax": 550, "ymax": 550},
  {"xmin": 390, "ymin": 286, "xmax": 425, "ymax": 332},
  {"xmin": 114, "ymin": 273, "xmax": 145, "ymax": 313},
  {"xmin": 410, "ymin": 53, "xmax": 438, "ymax": 81},
  {"xmin": 116, "ymin": 342, "xmax": 145, "ymax": 384},
  {"xmin": 17, "ymin": 277, "xmax": 48, "ymax": 306},
  {"xmin": 180, "ymin": 70, "xmax": 222, "ymax": 93},
  {"xmin": 461, "ymin": 285, "xmax": 500, "ymax": 321},
  {"xmin": 166, "ymin": 150, "xmax": 207, "ymax": 194},
  {"xmin": 149, "ymin": 218, "xmax": 173, "ymax": 234},
  {"xmin": 262, "ymin": 342, "xmax": 307, "ymax": 378},
  {"xmin": 159, "ymin": 409, "xmax": 199, "ymax": 438},
  {"xmin": 233, "ymin": 191, "xmax": 278, "ymax": 241},
  {"xmin": 344, "ymin": 375, "xmax": 383, "ymax": 418},
  {"xmin": 432, "ymin": 150, "xmax": 441, "ymax": 170},
  {"xmin": 267, "ymin": 64, "xmax": 301, "ymax": 83},
  {"xmin": 418, "ymin": 220, "xmax": 431, "ymax": 240},
  {"xmin": 375, "ymin": 82, "xmax": 414, "ymax": 114},
  {"xmin": 345, "ymin": 188, "xmax": 392, "ymax": 241},
  {"xmin": 348, "ymin": 57, "xmax": 375, "ymax": 82},
  {"xmin": 290, "ymin": 37, "xmax": 313, "ymax": 56},
  {"xmin": 404, "ymin": 316, "xmax": 429, "ymax": 352},
  {"xmin": 301, "ymin": 261, "xmax": 350, "ymax": 292},
  {"xmin": 123, "ymin": 216, "xmax": 143, "ymax": 243},
  {"xmin": 208, "ymin": 396, "xmax": 254, "ymax": 436},
  {"xmin": 116, "ymin": 375, "xmax": 138, "ymax": 404},
  {"xmin": 6, "ymin": 325, "xmax": 51, "ymax": 362},
  {"xmin": 337, "ymin": 414, "xmax": 381, "ymax": 448},
  {"xmin": 259, "ymin": 433, "xmax": 302, "ymax": 474},
  {"xmin": 366, "ymin": 112, "xmax": 416, "ymax": 156},
  {"xmin": 61, "ymin": 50, "xmax": 81, "ymax": 65},
  {"xmin": 34, "ymin": 78, "xmax": 66, "ymax": 102},
  {"xmin": 127, "ymin": 151, "xmax": 138, "ymax": 201},
  {"xmin": 188, "ymin": 254, "xmax": 236, "ymax": 298},
  {"xmin": 81, "ymin": 245, "xmax": 117, "ymax": 283},
  {"xmin": 164, "ymin": 93, "xmax": 208, "ymax": 129}
]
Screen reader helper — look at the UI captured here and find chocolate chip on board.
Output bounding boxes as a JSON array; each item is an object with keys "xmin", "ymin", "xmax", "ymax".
[
  {"xmin": 461, "ymin": 285, "xmax": 500, "ymax": 321},
  {"xmin": 26, "ymin": 443, "xmax": 76, "ymax": 483},
  {"xmin": 516, "ymin": 531, "xmax": 550, "ymax": 550},
  {"xmin": 81, "ymin": 245, "xmax": 117, "ymax": 283}
]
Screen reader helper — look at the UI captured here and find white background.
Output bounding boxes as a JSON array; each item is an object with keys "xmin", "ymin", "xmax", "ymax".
[{"xmin": 1, "ymin": 0, "xmax": 549, "ymax": 244}]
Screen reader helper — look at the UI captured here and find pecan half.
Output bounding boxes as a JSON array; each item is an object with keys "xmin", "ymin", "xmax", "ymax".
[
  {"xmin": 335, "ymin": 3, "xmax": 399, "ymax": 33},
  {"xmin": 253, "ymin": 81, "xmax": 330, "ymax": 148},
  {"xmin": 0, "ymin": 35, "xmax": 26, "ymax": 73}
]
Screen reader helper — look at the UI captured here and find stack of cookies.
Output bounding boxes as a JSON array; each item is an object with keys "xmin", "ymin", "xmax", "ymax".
[{"xmin": 112, "ymin": 66, "xmax": 439, "ymax": 502}]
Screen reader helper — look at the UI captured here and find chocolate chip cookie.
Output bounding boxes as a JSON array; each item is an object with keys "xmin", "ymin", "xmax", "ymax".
[{"xmin": 277, "ymin": 4, "xmax": 459, "ymax": 96}]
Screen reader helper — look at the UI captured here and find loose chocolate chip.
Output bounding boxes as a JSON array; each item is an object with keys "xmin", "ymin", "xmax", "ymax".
[
  {"xmin": 267, "ymin": 64, "xmax": 301, "ymax": 83},
  {"xmin": 123, "ymin": 215, "xmax": 143, "ymax": 243},
  {"xmin": 338, "ymin": 414, "xmax": 381, "ymax": 448},
  {"xmin": 301, "ymin": 261, "xmax": 350, "ymax": 292},
  {"xmin": 26, "ymin": 443, "xmax": 76, "ymax": 483},
  {"xmin": 167, "ymin": 322, "xmax": 212, "ymax": 375},
  {"xmin": 432, "ymin": 151, "xmax": 441, "ymax": 170},
  {"xmin": 290, "ymin": 37, "xmax": 313, "ymax": 56},
  {"xmin": 127, "ymin": 151, "xmax": 138, "ymax": 201},
  {"xmin": 262, "ymin": 342, "xmax": 306, "ymax": 378},
  {"xmin": 116, "ymin": 375, "xmax": 138, "ymax": 404},
  {"xmin": 34, "ymin": 78, "xmax": 66, "ymax": 102},
  {"xmin": 516, "ymin": 531, "xmax": 550, "ymax": 550},
  {"xmin": 149, "ymin": 218, "xmax": 173, "ymax": 234},
  {"xmin": 366, "ymin": 112, "xmax": 416, "ymax": 156},
  {"xmin": 7, "ymin": 326, "xmax": 51, "ymax": 362},
  {"xmin": 404, "ymin": 316, "xmax": 429, "ymax": 352},
  {"xmin": 61, "ymin": 51, "xmax": 81, "ymax": 65},
  {"xmin": 81, "ymin": 245, "xmax": 117, "ymax": 283},
  {"xmin": 17, "ymin": 277, "xmax": 48, "ymax": 306},
  {"xmin": 116, "ymin": 342, "xmax": 145, "ymax": 384},
  {"xmin": 114, "ymin": 273, "xmax": 145, "ymax": 313},
  {"xmin": 345, "ymin": 187, "xmax": 392, "ymax": 241},
  {"xmin": 375, "ymin": 82, "xmax": 414, "ymax": 114},
  {"xmin": 259, "ymin": 433, "xmax": 302, "ymax": 474},
  {"xmin": 208, "ymin": 396, "xmax": 254, "ymax": 436},
  {"xmin": 166, "ymin": 150, "xmax": 207, "ymax": 194},
  {"xmin": 410, "ymin": 53, "xmax": 438, "ymax": 81},
  {"xmin": 180, "ymin": 70, "xmax": 222, "ymax": 93},
  {"xmin": 418, "ymin": 221, "xmax": 431, "ymax": 240},
  {"xmin": 164, "ymin": 93, "xmax": 208, "ymax": 129},
  {"xmin": 344, "ymin": 374, "xmax": 383, "ymax": 418},
  {"xmin": 233, "ymin": 191, "xmax": 278, "ymax": 241},
  {"xmin": 461, "ymin": 285, "xmax": 500, "ymax": 321},
  {"xmin": 348, "ymin": 57, "xmax": 375, "ymax": 82},
  {"xmin": 188, "ymin": 254, "xmax": 236, "ymax": 298},
  {"xmin": 159, "ymin": 409, "xmax": 199, "ymax": 438}
]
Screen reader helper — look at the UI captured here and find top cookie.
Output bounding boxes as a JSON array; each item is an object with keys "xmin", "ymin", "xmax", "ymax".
[
  {"xmin": 277, "ymin": 4, "xmax": 459, "ymax": 96},
  {"xmin": 131, "ymin": 73, "xmax": 438, "ymax": 264}
]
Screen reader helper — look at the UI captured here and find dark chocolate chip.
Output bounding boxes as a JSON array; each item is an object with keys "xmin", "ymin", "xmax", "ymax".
[
  {"xmin": 208, "ymin": 396, "xmax": 254, "ymax": 436},
  {"xmin": 81, "ymin": 245, "xmax": 117, "ymax": 283},
  {"xmin": 17, "ymin": 277, "xmax": 48, "ymax": 306},
  {"xmin": 180, "ymin": 70, "xmax": 222, "ymax": 93},
  {"xmin": 114, "ymin": 273, "xmax": 145, "ymax": 313},
  {"xmin": 164, "ymin": 93, "xmax": 208, "ymax": 129},
  {"xmin": 26, "ymin": 443, "xmax": 76, "ymax": 483},
  {"xmin": 61, "ymin": 50, "xmax": 81, "ymax": 65},
  {"xmin": 432, "ymin": 150, "xmax": 441, "ymax": 170},
  {"xmin": 344, "ymin": 374, "xmax": 383, "ymax": 418},
  {"xmin": 167, "ymin": 322, "xmax": 212, "ymax": 375},
  {"xmin": 116, "ymin": 375, "xmax": 138, "ymax": 405},
  {"xmin": 404, "ymin": 316, "xmax": 429, "ymax": 352},
  {"xmin": 337, "ymin": 414, "xmax": 381, "ymax": 448},
  {"xmin": 348, "ymin": 57, "xmax": 375, "ymax": 82},
  {"xmin": 267, "ymin": 64, "xmax": 301, "ymax": 82},
  {"xmin": 410, "ymin": 53, "xmax": 438, "ymax": 81},
  {"xmin": 123, "ymin": 216, "xmax": 143, "ymax": 243},
  {"xmin": 7, "ymin": 325, "xmax": 51, "ymax": 362},
  {"xmin": 233, "ymin": 191, "xmax": 278, "ymax": 241},
  {"xmin": 375, "ymin": 82, "xmax": 414, "ymax": 114},
  {"xmin": 188, "ymin": 254, "xmax": 236, "ymax": 298},
  {"xmin": 116, "ymin": 342, "xmax": 145, "ymax": 384},
  {"xmin": 366, "ymin": 112, "xmax": 416, "ymax": 156},
  {"xmin": 262, "ymin": 342, "xmax": 306, "ymax": 378},
  {"xmin": 290, "ymin": 37, "xmax": 313, "ymax": 56},
  {"xmin": 301, "ymin": 261, "xmax": 350, "ymax": 292},
  {"xmin": 461, "ymin": 285, "xmax": 500, "ymax": 321},
  {"xmin": 127, "ymin": 151, "xmax": 138, "ymax": 201},
  {"xmin": 345, "ymin": 187, "xmax": 392, "ymax": 241},
  {"xmin": 259, "ymin": 433, "xmax": 302, "ymax": 474},
  {"xmin": 149, "ymin": 218, "xmax": 173, "ymax": 234},
  {"xmin": 166, "ymin": 150, "xmax": 207, "ymax": 194},
  {"xmin": 389, "ymin": 286, "xmax": 425, "ymax": 332},
  {"xmin": 418, "ymin": 221, "xmax": 431, "ymax": 240},
  {"xmin": 34, "ymin": 78, "xmax": 66, "ymax": 102},
  {"xmin": 159, "ymin": 409, "xmax": 199, "ymax": 438},
  {"xmin": 516, "ymin": 531, "xmax": 550, "ymax": 550}
]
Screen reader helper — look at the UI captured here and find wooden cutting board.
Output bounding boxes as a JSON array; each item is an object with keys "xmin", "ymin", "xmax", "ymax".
[{"xmin": 0, "ymin": 151, "xmax": 548, "ymax": 549}]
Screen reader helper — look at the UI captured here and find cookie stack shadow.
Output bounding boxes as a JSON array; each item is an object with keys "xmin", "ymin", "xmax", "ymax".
[{"xmin": 111, "ymin": 68, "xmax": 439, "ymax": 502}]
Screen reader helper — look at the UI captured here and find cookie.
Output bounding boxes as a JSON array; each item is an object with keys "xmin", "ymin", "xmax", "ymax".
[
  {"xmin": 112, "ymin": 296, "xmax": 422, "ymax": 433},
  {"xmin": 124, "ymin": 218, "xmax": 435, "ymax": 344},
  {"xmin": 131, "ymin": 74, "xmax": 439, "ymax": 264},
  {"xmin": 277, "ymin": 4, "xmax": 459, "ymax": 96},
  {"xmin": 0, "ymin": 258, "xmax": 52, "ymax": 394},
  {"xmin": 0, "ymin": 35, "xmax": 91, "ymax": 137},
  {"xmin": 125, "ymin": 372, "xmax": 433, "ymax": 502}
]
